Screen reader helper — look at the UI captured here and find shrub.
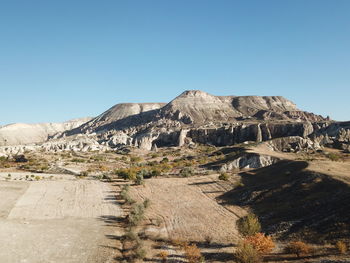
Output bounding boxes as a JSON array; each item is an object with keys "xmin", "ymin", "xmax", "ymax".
[
  {"xmin": 135, "ymin": 246, "xmax": 146, "ymax": 259},
  {"xmin": 326, "ymin": 153, "xmax": 341, "ymax": 161},
  {"xmin": 120, "ymin": 185, "xmax": 135, "ymax": 204},
  {"xmin": 235, "ymin": 242, "xmax": 261, "ymax": 263},
  {"xmin": 171, "ymin": 239, "xmax": 188, "ymax": 248},
  {"xmin": 124, "ymin": 229, "xmax": 140, "ymax": 242},
  {"xmin": 158, "ymin": 251, "xmax": 169, "ymax": 262},
  {"xmin": 143, "ymin": 198, "xmax": 150, "ymax": 209},
  {"xmin": 130, "ymin": 155, "xmax": 142, "ymax": 163},
  {"xmin": 218, "ymin": 172, "xmax": 230, "ymax": 181},
  {"xmin": 80, "ymin": 171, "xmax": 88, "ymax": 177},
  {"xmin": 160, "ymin": 157, "xmax": 169, "ymax": 163},
  {"xmin": 35, "ymin": 176, "xmax": 41, "ymax": 181},
  {"xmin": 335, "ymin": 241, "xmax": 347, "ymax": 254},
  {"xmin": 71, "ymin": 158, "xmax": 85, "ymax": 163},
  {"xmin": 237, "ymin": 213, "xmax": 261, "ymax": 237},
  {"xmin": 244, "ymin": 233, "xmax": 275, "ymax": 254},
  {"xmin": 101, "ymin": 174, "xmax": 111, "ymax": 181},
  {"xmin": 184, "ymin": 244, "xmax": 202, "ymax": 263},
  {"xmin": 284, "ymin": 241, "xmax": 310, "ymax": 258},
  {"xmin": 115, "ymin": 168, "xmax": 137, "ymax": 181},
  {"xmin": 180, "ymin": 167, "xmax": 194, "ymax": 177},
  {"xmin": 128, "ymin": 203, "xmax": 145, "ymax": 226},
  {"xmin": 135, "ymin": 172, "xmax": 144, "ymax": 185}
]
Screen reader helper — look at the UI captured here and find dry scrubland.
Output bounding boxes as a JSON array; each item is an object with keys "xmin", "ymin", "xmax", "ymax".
[{"xmin": 0, "ymin": 144, "xmax": 350, "ymax": 262}]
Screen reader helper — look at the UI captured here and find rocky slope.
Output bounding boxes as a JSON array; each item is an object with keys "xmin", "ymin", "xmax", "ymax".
[{"xmin": 0, "ymin": 118, "xmax": 92, "ymax": 146}]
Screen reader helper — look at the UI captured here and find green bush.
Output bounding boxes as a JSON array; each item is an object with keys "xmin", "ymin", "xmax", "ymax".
[
  {"xmin": 160, "ymin": 157, "xmax": 169, "ymax": 163},
  {"xmin": 130, "ymin": 155, "xmax": 143, "ymax": 163},
  {"xmin": 326, "ymin": 153, "xmax": 341, "ymax": 161},
  {"xmin": 180, "ymin": 167, "xmax": 194, "ymax": 177},
  {"xmin": 115, "ymin": 168, "xmax": 137, "ymax": 181},
  {"xmin": 120, "ymin": 185, "xmax": 135, "ymax": 204},
  {"xmin": 218, "ymin": 172, "xmax": 230, "ymax": 181},
  {"xmin": 135, "ymin": 172, "xmax": 144, "ymax": 185},
  {"xmin": 128, "ymin": 203, "xmax": 146, "ymax": 226},
  {"xmin": 235, "ymin": 242, "xmax": 261, "ymax": 263},
  {"xmin": 237, "ymin": 213, "xmax": 261, "ymax": 237}
]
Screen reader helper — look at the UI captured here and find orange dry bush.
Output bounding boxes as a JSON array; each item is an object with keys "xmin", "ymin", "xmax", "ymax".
[
  {"xmin": 171, "ymin": 239, "xmax": 188, "ymax": 248},
  {"xmin": 284, "ymin": 241, "xmax": 311, "ymax": 258},
  {"xmin": 184, "ymin": 244, "xmax": 202, "ymax": 263},
  {"xmin": 158, "ymin": 251, "xmax": 169, "ymax": 262},
  {"xmin": 335, "ymin": 241, "xmax": 347, "ymax": 254},
  {"xmin": 244, "ymin": 233, "xmax": 275, "ymax": 254}
]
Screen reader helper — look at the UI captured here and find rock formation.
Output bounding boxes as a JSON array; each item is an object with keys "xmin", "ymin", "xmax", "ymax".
[{"xmin": 1, "ymin": 90, "xmax": 347, "ymax": 156}]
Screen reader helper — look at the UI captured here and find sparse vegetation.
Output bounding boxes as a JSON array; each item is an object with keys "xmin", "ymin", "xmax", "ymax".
[
  {"xmin": 184, "ymin": 244, "xmax": 202, "ymax": 263},
  {"xmin": 284, "ymin": 241, "xmax": 311, "ymax": 258}
]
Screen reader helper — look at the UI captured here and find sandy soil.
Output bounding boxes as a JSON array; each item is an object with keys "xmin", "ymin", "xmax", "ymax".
[{"xmin": 0, "ymin": 176, "xmax": 122, "ymax": 263}]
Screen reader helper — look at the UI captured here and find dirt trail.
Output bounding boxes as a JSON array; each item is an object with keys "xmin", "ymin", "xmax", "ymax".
[{"xmin": 0, "ymin": 177, "xmax": 122, "ymax": 263}]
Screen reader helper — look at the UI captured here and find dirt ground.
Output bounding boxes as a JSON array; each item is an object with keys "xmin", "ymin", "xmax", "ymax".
[
  {"xmin": 0, "ymin": 174, "xmax": 122, "ymax": 263},
  {"xmin": 128, "ymin": 174, "xmax": 247, "ymax": 262},
  {"xmin": 248, "ymin": 144, "xmax": 350, "ymax": 184}
]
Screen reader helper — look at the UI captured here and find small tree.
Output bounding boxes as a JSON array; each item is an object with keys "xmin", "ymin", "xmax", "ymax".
[
  {"xmin": 235, "ymin": 242, "xmax": 261, "ymax": 263},
  {"xmin": 244, "ymin": 233, "xmax": 275, "ymax": 254},
  {"xmin": 284, "ymin": 241, "xmax": 310, "ymax": 258},
  {"xmin": 237, "ymin": 213, "xmax": 261, "ymax": 237}
]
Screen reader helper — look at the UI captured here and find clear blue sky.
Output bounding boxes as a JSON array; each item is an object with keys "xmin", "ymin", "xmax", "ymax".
[{"xmin": 0, "ymin": 0, "xmax": 349, "ymax": 124}]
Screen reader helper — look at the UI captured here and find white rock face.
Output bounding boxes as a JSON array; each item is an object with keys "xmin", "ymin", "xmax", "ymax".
[
  {"xmin": 77, "ymin": 103, "xmax": 166, "ymax": 133},
  {"xmin": 0, "ymin": 134, "xmax": 110, "ymax": 157},
  {"xmin": 220, "ymin": 153, "xmax": 279, "ymax": 171},
  {"xmin": 0, "ymin": 118, "xmax": 92, "ymax": 146}
]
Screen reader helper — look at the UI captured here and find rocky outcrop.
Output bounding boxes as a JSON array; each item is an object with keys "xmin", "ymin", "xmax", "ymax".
[
  {"xmin": 265, "ymin": 136, "xmax": 320, "ymax": 152},
  {"xmin": 0, "ymin": 134, "xmax": 109, "ymax": 157},
  {"xmin": 183, "ymin": 122, "xmax": 316, "ymax": 147},
  {"xmin": 220, "ymin": 153, "xmax": 279, "ymax": 171},
  {"xmin": 312, "ymin": 121, "xmax": 350, "ymax": 152}
]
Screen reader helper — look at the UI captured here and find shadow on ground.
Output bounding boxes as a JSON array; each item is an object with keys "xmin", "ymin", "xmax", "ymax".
[{"xmin": 218, "ymin": 160, "xmax": 350, "ymax": 242}]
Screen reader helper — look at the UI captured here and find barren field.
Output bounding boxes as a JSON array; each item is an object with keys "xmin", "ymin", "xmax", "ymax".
[
  {"xmin": 127, "ymin": 174, "xmax": 247, "ymax": 262},
  {"xmin": 0, "ymin": 175, "xmax": 122, "ymax": 263}
]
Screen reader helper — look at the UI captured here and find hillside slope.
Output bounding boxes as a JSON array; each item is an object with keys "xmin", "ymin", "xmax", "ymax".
[{"xmin": 0, "ymin": 118, "xmax": 92, "ymax": 146}]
